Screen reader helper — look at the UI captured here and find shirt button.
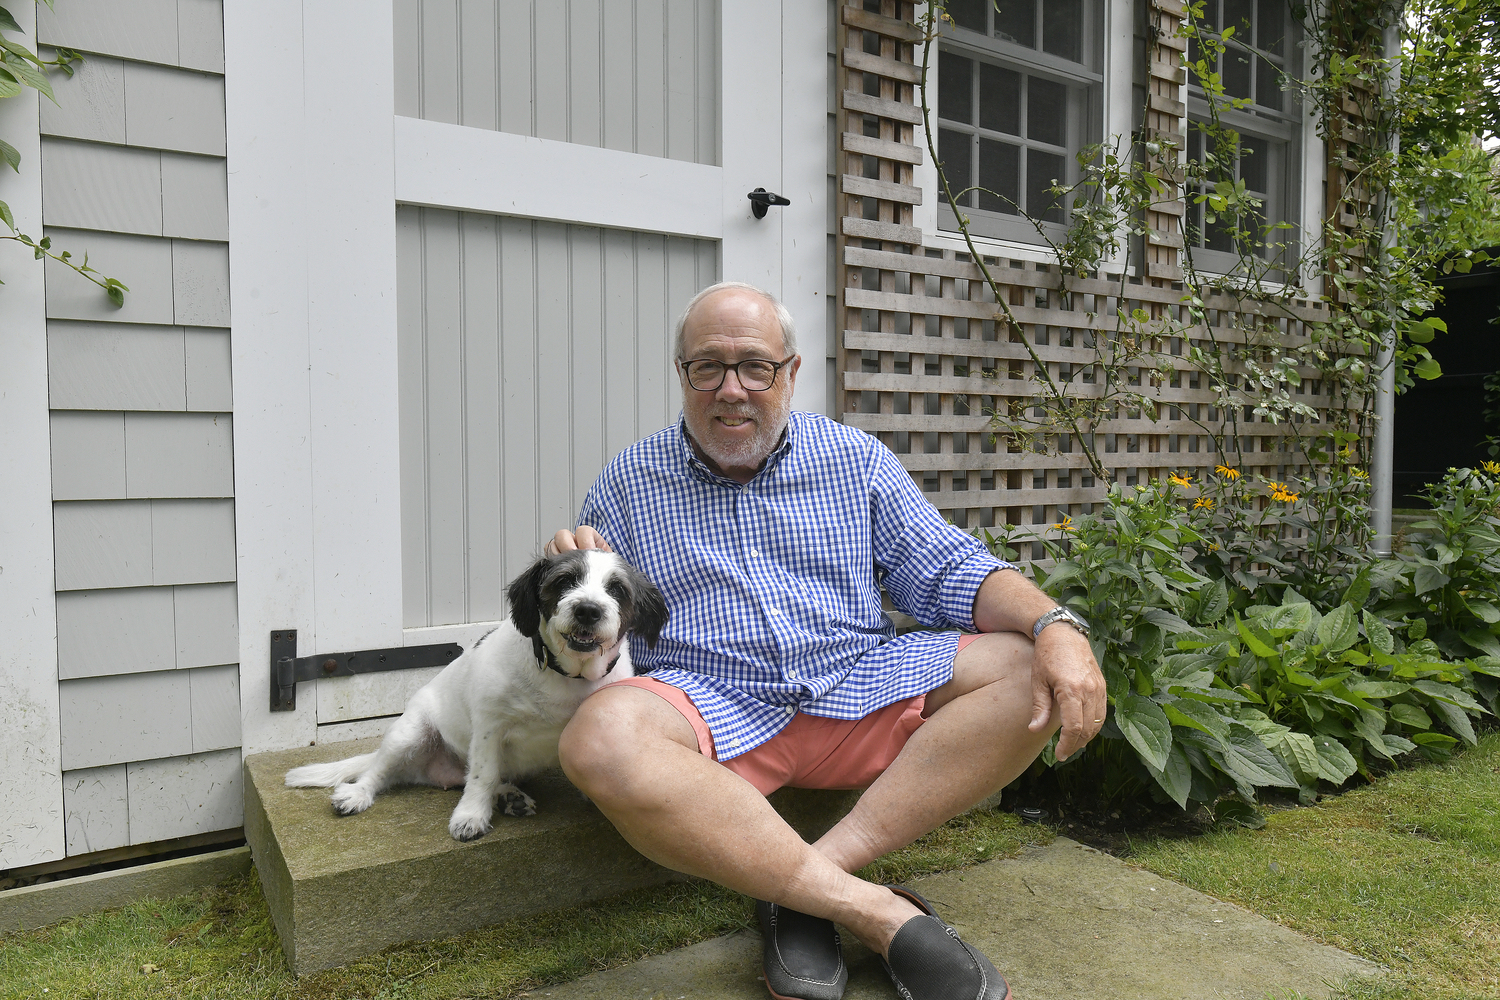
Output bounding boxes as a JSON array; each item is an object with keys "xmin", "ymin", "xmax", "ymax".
[
  {"xmin": 785, "ymin": 706, "xmax": 795, "ymax": 716},
  {"xmin": 751, "ymin": 547, "xmax": 759, "ymax": 556},
  {"xmin": 768, "ymin": 607, "xmax": 778, "ymax": 615}
]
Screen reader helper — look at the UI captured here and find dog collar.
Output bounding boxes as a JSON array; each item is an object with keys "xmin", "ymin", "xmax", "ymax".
[{"xmin": 531, "ymin": 634, "xmax": 622, "ymax": 679}]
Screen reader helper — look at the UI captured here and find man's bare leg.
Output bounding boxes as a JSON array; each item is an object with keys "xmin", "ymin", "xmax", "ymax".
[
  {"xmin": 558, "ymin": 632, "xmax": 1055, "ymax": 956},
  {"xmin": 812, "ymin": 630, "xmax": 1057, "ymax": 873},
  {"xmin": 560, "ymin": 685, "xmax": 924, "ymax": 955}
]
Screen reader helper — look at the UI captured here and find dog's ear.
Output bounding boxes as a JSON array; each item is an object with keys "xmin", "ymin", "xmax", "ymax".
[
  {"xmin": 506, "ymin": 556, "xmax": 551, "ymax": 638},
  {"xmin": 629, "ymin": 572, "xmax": 670, "ymax": 648}
]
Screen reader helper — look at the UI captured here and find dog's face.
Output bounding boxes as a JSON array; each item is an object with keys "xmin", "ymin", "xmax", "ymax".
[{"xmin": 506, "ymin": 550, "xmax": 668, "ymax": 680}]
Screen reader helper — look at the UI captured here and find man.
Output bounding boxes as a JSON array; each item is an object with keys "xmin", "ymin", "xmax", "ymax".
[{"xmin": 548, "ymin": 281, "xmax": 1104, "ymax": 1000}]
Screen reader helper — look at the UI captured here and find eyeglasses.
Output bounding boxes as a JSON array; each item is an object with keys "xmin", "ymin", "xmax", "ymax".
[{"xmin": 679, "ymin": 356, "xmax": 796, "ymax": 392}]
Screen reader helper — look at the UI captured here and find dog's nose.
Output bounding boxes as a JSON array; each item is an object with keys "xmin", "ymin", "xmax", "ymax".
[{"xmin": 572, "ymin": 601, "xmax": 603, "ymax": 627}]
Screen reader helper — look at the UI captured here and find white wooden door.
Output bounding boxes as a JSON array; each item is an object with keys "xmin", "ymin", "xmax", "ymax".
[{"xmin": 227, "ymin": 0, "xmax": 828, "ymax": 755}]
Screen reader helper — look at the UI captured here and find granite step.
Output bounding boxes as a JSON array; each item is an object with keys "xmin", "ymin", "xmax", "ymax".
[{"xmin": 243, "ymin": 738, "xmax": 860, "ymax": 974}]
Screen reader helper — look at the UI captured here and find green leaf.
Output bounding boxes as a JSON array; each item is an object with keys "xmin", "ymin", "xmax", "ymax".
[
  {"xmin": 0, "ymin": 7, "xmax": 24, "ymax": 33},
  {"xmin": 1116, "ymin": 694, "xmax": 1173, "ymax": 772},
  {"xmin": 1146, "ymin": 741, "xmax": 1193, "ymax": 810},
  {"xmin": 1411, "ymin": 732, "xmax": 1458, "ymax": 747},
  {"xmin": 1412, "ymin": 563, "xmax": 1449, "ymax": 595},
  {"xmin": 1413, "ymin": 679, "xmax": 1484, "ymax": 712},
  {"xmin": 1317, "ymin": 603, "xmax": 1359, "ymax": 652},
  {"xmin": 1342, "ymin": 569, "xmax": 1372, "ymax": 608},
  {"xmin": 1222, "ymin": 723, "xmax": 1298, "ymax": 788},
  {"xmin": 106, "ymin": 282, "xmax": 124, "ymax": 307},
  {"xmin": 1235, "ymin": 614, "xmax": 1277, "ymax": 657},
  {"xmin": 1164, "ymin": 698, "xmax": 1231, "ymax": 743},
  {"xmin": 1353, "ymin": 709, "xmax": 1393, "ymax": 757},
  {"xmin": 1380, "ymin": 733, "xmax": 1419, "ymax": 757},
  {"xmin": 1462, "ymin": 597, "xmax": 1500, "ymax": 623},
  {"xmin": 0, "ymin": 66, "xmax": 22, "ymax": 99},
  {"xmin": 1276, "ymin": 731, "xmax": 1322, "ymax": 785},
  {"xmin": 1142, "ymin": 607, "xmax": 1197, "ymax": 634},
  {"xmin": 1412, "ymin": 357, "xmax": 1442, "ymax": 380},
  {"xmin": 1349, "ymin": 680, "xmax": 1408, "ymax": 699},
  {"xmin": 1213, "ymin": 797, "xmax": 1266, "ymax": 829},
  {"xmin": 1, "ymin": 51, "xmax": 53, "ymax": 100},
  {"xmin": 1313, "ymin": 736, "xmax": 1358, "ymax": 783},
  {"xmin": 1362, "ymin": 610, "xmax": 1394, "ymax": 655},
  {"xmin": 1427, "ymin": 698, "xmax": 1477, "ymax": 745},
  {"xmin": 1463, "ymin": 629, "xmax": 1500, "ymax": 658},
  {"xmin": 1195, "ymin": 578, "xmax": 1229, "ymax": 624},
  {"xmin": 1389, "ymin": 703, "xmax": 1432, "ymax": 729},
  {"xmin": 0, "ymin": 197, "xmax": 12, "ymax": 232},
  {"xmin": 0, "ymin": 136, "xmax": 17, "ymax": 172}
]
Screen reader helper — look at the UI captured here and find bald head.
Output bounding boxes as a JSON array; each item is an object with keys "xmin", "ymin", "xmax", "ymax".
[{"xmin": 673, "ymin": 281, "xmax": 798, "ymax": 362}]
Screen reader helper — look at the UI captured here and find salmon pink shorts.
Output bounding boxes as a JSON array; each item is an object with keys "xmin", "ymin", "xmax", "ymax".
[{"xmin": 611, "ymin": 633, "xmax": 985, "ymax": 796}]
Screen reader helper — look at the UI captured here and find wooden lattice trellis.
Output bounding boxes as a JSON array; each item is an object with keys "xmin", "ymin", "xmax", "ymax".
[{"xmin": 835, "ymin": 1, "xmax": 1345, "ymax": 543}]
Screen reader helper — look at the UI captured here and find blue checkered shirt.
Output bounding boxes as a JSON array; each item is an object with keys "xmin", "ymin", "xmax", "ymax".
[{"xmin": 577, "ymin": 410, "xmax": 1015, "ymax": 760}]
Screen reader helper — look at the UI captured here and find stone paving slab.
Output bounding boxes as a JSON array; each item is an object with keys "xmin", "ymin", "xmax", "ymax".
[{"xmin": 533, "ymin": 837, "xmax": 1381, "ymax": 1000}]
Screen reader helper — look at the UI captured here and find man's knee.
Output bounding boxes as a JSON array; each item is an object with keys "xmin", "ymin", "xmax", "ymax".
[
  {"xmin": 925, "ymin": 630, "xmax": 1034, "ymax": 715},
  {"xmin": 558, "ymin": 685, "xmax": 696, "ymax": 798}
]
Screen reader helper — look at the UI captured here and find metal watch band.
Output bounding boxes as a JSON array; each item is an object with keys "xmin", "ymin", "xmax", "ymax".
[{"xmin": 1032, "ymin": 605, "xmax": 1089, "ymax": 640}]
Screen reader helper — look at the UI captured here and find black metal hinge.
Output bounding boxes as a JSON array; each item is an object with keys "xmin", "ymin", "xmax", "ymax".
[{"xmin": 269, "ymin": 630, "xmax": 463, "ymax": 712}]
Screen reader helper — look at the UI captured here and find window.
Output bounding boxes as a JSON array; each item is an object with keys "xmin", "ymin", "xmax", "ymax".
[
  {"xmin": 935, "ymin": 0, "xmax": 1103, "ymax": 243},
  {"xmin": 1185, "ymin": 0, "xmax": 1300, "ymax": 272}
]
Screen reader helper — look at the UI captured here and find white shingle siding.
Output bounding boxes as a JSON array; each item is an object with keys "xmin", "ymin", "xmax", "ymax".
[{"xmin": 36, "ymin": 0, "xmax": 240, "ymax": 856}]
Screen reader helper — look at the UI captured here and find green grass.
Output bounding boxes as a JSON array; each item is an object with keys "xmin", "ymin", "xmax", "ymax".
[
  {"xmin": 0, "ymin": 808, "xmax": 1048, "ymax": 1000},
  {"xmin": 1128, "ymin": 732, "xmax": 1500, "ymax": 1000}
]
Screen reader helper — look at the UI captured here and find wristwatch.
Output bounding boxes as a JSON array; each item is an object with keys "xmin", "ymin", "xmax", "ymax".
[{"xmin": 1032, "ymin": 605, "xmax": 1090, "ymax": 640}]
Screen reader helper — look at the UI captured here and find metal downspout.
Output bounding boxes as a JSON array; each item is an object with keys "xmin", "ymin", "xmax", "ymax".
[{"xmin": 1369, "ymin": 11, "xmax": 1403, "ymax": 556}]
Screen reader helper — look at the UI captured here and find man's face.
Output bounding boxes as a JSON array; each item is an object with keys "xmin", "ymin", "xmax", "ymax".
[{"xmin": 677, "ymin": 288, "xmax": 800, "ymax": 482}]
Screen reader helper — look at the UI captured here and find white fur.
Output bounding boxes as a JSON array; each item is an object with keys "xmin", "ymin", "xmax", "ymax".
[{"xmin": 285, "ymin": 550, "xmax": 650, "ymax": 841}]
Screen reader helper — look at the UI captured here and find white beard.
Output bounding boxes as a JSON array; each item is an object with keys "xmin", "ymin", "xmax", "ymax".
[{"xmin": 686, "ymin": 402, "xmax": 790, "ymax": 473}]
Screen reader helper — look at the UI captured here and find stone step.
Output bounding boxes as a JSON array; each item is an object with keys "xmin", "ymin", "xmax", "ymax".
[{"xmin": 243, "ymin": 738, "xmax": 860, "ymax": 974}]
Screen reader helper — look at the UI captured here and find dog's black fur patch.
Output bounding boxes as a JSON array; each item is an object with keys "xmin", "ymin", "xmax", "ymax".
[{"xmin": 506, "ymin": 550, "xmax": 669, "ymax": 651}]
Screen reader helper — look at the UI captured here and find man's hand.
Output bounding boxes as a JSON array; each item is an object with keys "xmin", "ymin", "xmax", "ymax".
[
  {"xmin": 544, "ymin": 526, "xmax": 613, "ymax": 557},
  {"xmin": 1028, "ymin": 625, "xmax": 1106, "ymax": 760}
]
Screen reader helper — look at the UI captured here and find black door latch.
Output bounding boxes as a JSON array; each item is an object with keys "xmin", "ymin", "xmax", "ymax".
[{"xmin": 747, "ymin": 187, "xmax": 791, "ymax": 219}]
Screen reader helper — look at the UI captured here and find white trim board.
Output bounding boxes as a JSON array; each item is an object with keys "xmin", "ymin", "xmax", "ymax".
[
  {"xmin": 394, "ymin": 117, "xmax": 724, "ymax": 239},
  {"xmin": 0, "ymin": 1, "xmax": 65, "ymax": 869}
]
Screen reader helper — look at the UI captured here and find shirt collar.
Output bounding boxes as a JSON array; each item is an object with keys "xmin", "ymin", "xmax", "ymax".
[{"xmin": 676, "ymin": 411, "xmax": 799, "ymax": 487}]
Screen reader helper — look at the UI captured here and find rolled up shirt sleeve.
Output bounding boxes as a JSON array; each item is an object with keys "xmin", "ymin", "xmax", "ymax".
[{"xmin": 867, "ymin": 442, "xmax": 1017, "ymax": 630}]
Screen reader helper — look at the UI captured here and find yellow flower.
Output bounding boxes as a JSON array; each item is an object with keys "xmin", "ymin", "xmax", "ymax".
[
  {"xmin": 1215, "ymin": 464, "xmax": 1241, "ymax": 481},
  {"xmin": 1054, "ymin": 515, "xmax": 1075, "ymax": 531},
  {"xmin": 1207, "ymin": 543, "xmax": 1221, "ymax": 552},
  {"xmin": 1268, "ymin": 481, "xmax": 1290, "ymax": 494},
  {"xmin": 1272, "ymin": 489, "xmax": 1300, "ymax": 503},
  {"xmin": 1169, "ymin": 473, "xmax": 1193, "ymax": 488},
  {"xmin": 1353, "ymin": 468, "xmax": 1368, "ymax": 479},
  {"xmin": 1483, "ymin": 460, "xmax": 1500, "ymax": 475},
  {"xmin": 1194, "ymin": 496, "xmax": 1216, "ymax": 509}
]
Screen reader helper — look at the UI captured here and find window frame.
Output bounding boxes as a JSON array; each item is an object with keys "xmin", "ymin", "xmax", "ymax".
[
  {"xmin": 1182, "ymin": 0, "xmax": 1306, "ymax": 278},
  {"xmin": 914, "ymin": 0, "xmax": 1124, "ymax": 263},
  {"xmin": 928, "ymin": 3, "xmax": 1105, "ymax": 246}
]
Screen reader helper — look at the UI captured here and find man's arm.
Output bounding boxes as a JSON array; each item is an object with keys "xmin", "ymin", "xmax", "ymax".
[{"xmin": 973, "ymin": 568, "xmax": 1106, "ymax": 760}]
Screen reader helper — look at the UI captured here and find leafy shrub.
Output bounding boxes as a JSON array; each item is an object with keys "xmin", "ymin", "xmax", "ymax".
[{"xmin": 979, "ymin": 468, "xmax": 1496, "ymax": 821}]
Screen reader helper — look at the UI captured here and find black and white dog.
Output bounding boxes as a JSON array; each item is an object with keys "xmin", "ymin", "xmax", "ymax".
[{"xmin": 284, "ymin": 549, "xmax": 667, "ymax": 841}]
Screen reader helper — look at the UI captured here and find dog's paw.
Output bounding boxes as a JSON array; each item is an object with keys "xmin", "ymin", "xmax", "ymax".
[
  {"xmin": 500, "ymin": 789, "xmax": 537, "ymax": 817},
  {"xmin": 448, "ymin": 807, "xmax": 494, "ymax": 841},
  {"xmin": 330, "ymin": 783, "xmax": 375, "ymax": 815}
]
